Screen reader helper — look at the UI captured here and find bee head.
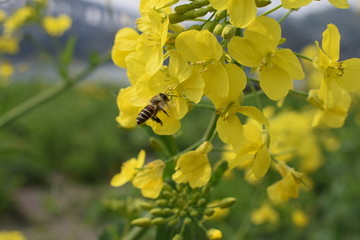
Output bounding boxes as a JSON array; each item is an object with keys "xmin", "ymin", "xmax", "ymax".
[{"xmin": 159, "ymin": 93, "xmax": 170, "ymax": 101}]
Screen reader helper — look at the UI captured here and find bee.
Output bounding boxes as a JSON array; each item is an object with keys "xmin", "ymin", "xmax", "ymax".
[{"xmin": 137, "ymin": 93, "xmax": 170, "ymax": 125}]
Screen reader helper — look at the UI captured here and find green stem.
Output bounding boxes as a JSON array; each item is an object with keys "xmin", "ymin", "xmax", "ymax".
[
  {"xmin": 0, "ymin": 53, "xmax": 111, "ymax": 129},
  {"xmin": 122, "ymin": 226, "xmax": 149, "ymax": 240},
  {"xmin": 202, "ymin": 112, "xmax": 219, "ymax": 142},
  {"xmin": 278, "ymin": 9, "xmax": 293, "ymax": 24},
  {"xmin": 259, "ymin": 4, "xmax": 283, "ymax": 16},
  {"xmin": 294, "ymin": 52, "xmax": 313, "ymax": 62}
]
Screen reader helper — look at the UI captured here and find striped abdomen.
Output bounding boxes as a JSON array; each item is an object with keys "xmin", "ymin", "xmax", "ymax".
[{"xmin": 137, "ymin": 105, "xmax": 157, "ymax": 125}]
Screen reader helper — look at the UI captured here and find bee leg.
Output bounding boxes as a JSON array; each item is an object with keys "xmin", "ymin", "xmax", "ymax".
[
  {"xmin": 151, "ymin": 116, "xmax": 163, "ymax": 125},
  {"xmin": 159, "ymin": 107, "xmax": 169, "ymax": 117}
]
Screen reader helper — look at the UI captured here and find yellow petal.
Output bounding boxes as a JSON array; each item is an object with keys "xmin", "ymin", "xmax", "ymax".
[
  {"xmin": 274, "ymin": 49, "xmax": 305, "ymax": 80},
  {"xmin": 112, "ymin": 27, "xmax": 139, "ymax": 68},
  {"xmin": 216, "ymin": 114, "xmax": 245, "ymax": 151},
  {"xmin": 253, "ymin": 145, "xmax": 271, "ymax": 178},
  {"xmin": 227, "ymin": 0, "xmax": 257, "ymax": 28},
  {"xmin": 336, "ymin": 58, "xmax": 360, "ymax": 92},
  {"xmin": 202, "ymin": 61, "xmax": 229, "ymax": 98},
  {"xmin": 175, "ymin": 30, "xmax": 223, "ymax": 62},
  {"xmin": 282, "ymin": 0, "xmax": 313, "ymax": 9},
  {"xmin": 237, "ymin": 106, "xmax": 268, "ymax": 125},
  {"xmin": 225, "ymin": 63, "xmax": 247, "ymax": 101},
  {"xmin": 228, "ymin": 36, "xmax": 265, "ymax": 67},
  {"xmin": 322, "ymin": 24, "xmax": 340, "ymax": 62},
  {"xmin": 260, "ymin": 66, "xmax": 292, "ymax": 100},
  {"xmin": 328, "ymin": 0, "xmax": 350, "ymax": 9}
]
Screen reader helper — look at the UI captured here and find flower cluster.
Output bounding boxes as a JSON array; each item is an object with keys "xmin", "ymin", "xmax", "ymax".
[{"xmin": 111, "ymin": 0, "xmax": 357, "ymax": 239}]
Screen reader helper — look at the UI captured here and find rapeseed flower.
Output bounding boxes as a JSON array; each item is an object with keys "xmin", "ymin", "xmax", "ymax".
[
  {"xmin": 316, "ymin": 24, "xmax": 360, "ymax": 108},
  {"xmin": 110, "ymin": 150, "xmax": 145, "ymax": 187},
  {"xmin": 282, "ymin": 0, "xmax": 349, "ymax": 9},
  {"xmin": 133, "ymin": 159, "xmax": 165, "ymax": 198},
  {"xmin": 172, "ymin": 141, "xmax": 212, "ymax": 188},
  {"xmin": 206, "ymin": 228, "xmax": 223, "ymax": 240},
  {"xmin": 250, "ymin": 203, "xmax": 279, "ymax": 225},
  {"xmin": 111, "ymin": 27, "xmax": 139, "ymax": 69},
  {"xmin": 42, "ymin": 14, "xmax": 72, "ymax": 36},
  {"xmin": 228, "ymin": 16, "xmax": 304, "ymax": 100}
]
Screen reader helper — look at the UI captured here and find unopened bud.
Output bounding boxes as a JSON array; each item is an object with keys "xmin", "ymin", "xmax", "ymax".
[
  {"xmin": 221, "ymin": 25, "xmax": 236, "ymax": 39},
  {"xmin": 255, "ymin": 0, "xmax": 272, "ymax": 7},
  {"xmin": 193, "ymin": 0, "xmax": 210, "ymax": 8},
  {"xmin": 183, "ymin": 10, "xmax": 196, "ymax": 19},
  {"xmin": 187, "ymin": 24, "xmax": 202, "ymax": 31},
  {"xmin": 162, "ymin": 208, "xmax": 173, "ymax": 215},
  {"xmin": 204, "ymin": 208, "xmax": 215, "ymax": 217},
  {"xmin": 197, "ymin": 198, "xmax": 207, "ymax": 207},
  {"xmin": 168, "ymin": 217, "xmax": 179, "ymax": 226},
  {"xmin": 169, "ymin": 13, "xmax": 184, "ymax": 24},
  {"xmin": 150, "ymin": 208, "xmax": 164, "ymax": 216},
  {"xmin": 217, "ymin": 197, "xmax": 237, "ymax": 209},
  {"xmin": 202, "ymin": 21, "xmax": 216, "ymax": 32},
  {"xmin": 215, "ymin": 10, "xmax": 226, "ymax": 20},
  {"xmin": 189, "ymin": 209, "xmax": 199, "ymax": 217},
  {"xmin": 152, "ymin": 217, "xmax": 166, "ymax": 225},
  {"xmin": 174, "ymin": 4, "xmax": 193, "ymax": 13},
  {"xmin": 213, "ymin": 23, "xmax": 226, "ymax": 35},
  {"xmin": 194, "ymin": 8, "xmax": 208, "ymax": 18},
  {"xmin": 139, "ymin": 201, "xmax": 155, "ymax": 210},
  {"xmin": 150, "ymin": 137, "xmax": 165, "ymax": 153},
  {"xmin": 184, "ymin": 217, "xmax": 192, "ymax": 225},
  {"xmin": 206, "ymin": 228, "xmax": 223, "ymax": 240},
  {"xmin": 206, "ymin": 5, "xmax": 215, "ymax": 12},
  {"xmin": 172, "ymin": 234, "xmax": 183, "ymax": 240},
  {"xmin": 131, "ymin": 217, "xmax": 152, "ymax": 227},
  {"xmin": 156, "ymin": 199, "xmax": 168, "ymax": 207}
]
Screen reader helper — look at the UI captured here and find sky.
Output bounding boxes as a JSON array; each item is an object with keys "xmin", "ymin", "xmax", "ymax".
[{"xmin": 86, "ymin": 0, "xmax": 360, "ymax": 17}]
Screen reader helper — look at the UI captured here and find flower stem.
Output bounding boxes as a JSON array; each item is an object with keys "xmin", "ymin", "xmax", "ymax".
[
  {"xmin": 278, "ymin": 9, "xmax": 293, "ymax": 24},
  {"xmin": 294, "ymin": 52, "xmax": 313, "ymax": 62},
  {"xmin": 259, "ymin": 4, "xmax": 283, "ymax": 16},
  {"xmin": 247, "ymin": 78, "xmax": 263, "ymax": 109}
]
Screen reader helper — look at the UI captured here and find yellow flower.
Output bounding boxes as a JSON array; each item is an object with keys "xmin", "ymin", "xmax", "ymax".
[
  {"xmin": 209, "ymin": 0, "xmax": 257, "ymax": 28},
  {"xmin": 172, "ymin": 141, "xmax": 212, "ymax": 188},
  {"xmin": 206, "ymin": 228, "xmax": 223, "ymax": 240},
  {"xmin": 0, "ymin": 36, "xmax": 19, "ymax": 55},
  {"xmin": 308, "ymin": 89, "xmax": 351, "ymax": 128},
  {"xmin": 42, "ymin": 14, "xmax": 72, "ymax": 36},
  {"xmin": 175, "ymin": 30, "xmax": 228, "ymax": 100},
  {"xmin": 316, "ymin": 24, "xmax": 360, "ymax": 108},
  {"xmin": 110, "ymin": 150, "xmax": 145, "ymax": 187},
  {"xmin": 203, "ymin": 201, "xmax": 230, "ymax": 221},
  {"xmin": 136, "ymin": 9, "xmax": 169, "ymax": 75},
  {"xmin": 111, "ymin": 27, "xmax": 139, "ymax": 68},
  {"xmin": 292, "ymin": 209, "xmax": 309, "ymax": 227},
  {"xmin": 226, "ymin": 123, "xmax": 271, "ymax": 178},
  {"xmin": 3, "ymin": 6, "xmax": 34, "ymax": 34},
  {"xmin": 250, "ymin": 203, "xmax": 279, "ymax": 225},
  {"xmin": 0, "ymin": 61, "xmax": 15, "ymax": 78},
  {"xmin": 133, "ymin": 160, "xmax": 165, "ymax": 199},
  {"xmin": 228, "ymin": 16, "xmax": 304, "ymax": 100},
  {"xmin": 0, "ymin": 231, "xmax": 27, "ymax": 240},
  {"xmin": 267, "ymin": 162, "xmax": 303, "ymax": 203}
]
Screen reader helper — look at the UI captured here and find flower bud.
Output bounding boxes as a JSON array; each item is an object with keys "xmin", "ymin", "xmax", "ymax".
[
  {"xmin": 221, "ymin": 25, "xmax": 236, "ymax": 39},
  {"xmin": 168, "ymin": 217, "xmax": 179, "ymax": 226},
  {"xmin": 131, "ymin": 217, "xmax": 152, "ymax": 227},
  {"xmin": 169, "ymin": 13, "xmax": 184, "ymax": 24},
  {"xmin": 197, "ymin": 198, "xmax": 207, "ymax": 207},
  {"xmin": 172, "ymin": 234, "xmax": 183, "ymax": 240},
  {"xmin": 215, "ymin": 10, "xmax": 226, "ymax": 20},
  {"xmin": 184, "ymin": 217, "xmax": 192, "ymax": 225},
  {"xmin": 213, "ymin": 23, "xmax": 226, "ymax": 35},
  {"xmin": 150, "ymin": 208, "xmax": 164, "ymax": 216},
  {"xmin": 206, "ymin": 228, "xmax": 223, "ymax": 240},
  {"xmin": 189, "ymin": 209, "xmax": 199, "ymax": 217},
  {"xmin": 218, "ymin": 197, "xmax": 237, "ymax": 209},
  {"xmin": 202, "ymin": 21, "xmax": 216, "ymax": 32},
  {"xmin": 156, "ymin": 199, "xmax": 168, "ymax": 207},
  {"xmin": 194, "ymin": 8, "xmax": 208, "ymax": 18},
  {"xmin": 204, "ymin": 208, "xmax": 215, "ymax": 217},
  {"xmin": 149, "ymin": 137, "xmax": 166, "ymax": 154},
  {"xmin": 255, "ymin": 0, "xmax": 272, "ymax": 7},
  {"xmin": 193, "ymin": 0, "xmax": 210, "ymax": 8},
  {"xmin": 183, "ymin": 10, "xmax": 196, "ymax": 19},
  {"xmin": 139, "ymin": 201, "xmax": 155, "ymax": 210},
  {"xmin": 152, "ymin": 217, "xmax": 166, "ymax": 225},
  {"xmin": 162, "ymin": 208, "xmax": 173, "ymax": 215},
  {"xmin": 174, "ymin": 4, "xmax": 194, "ymax": 13}
]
